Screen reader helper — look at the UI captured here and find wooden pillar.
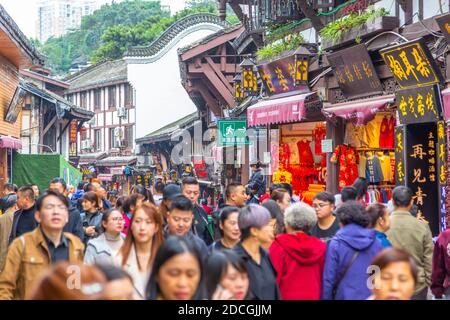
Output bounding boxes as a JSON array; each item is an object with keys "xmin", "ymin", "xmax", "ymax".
[{"xmin": 326, "ymin": 117, "xmax": 344, "ymax": 194}]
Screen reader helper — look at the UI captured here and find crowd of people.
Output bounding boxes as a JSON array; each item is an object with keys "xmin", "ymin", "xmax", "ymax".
[{"xmin": 0, "ymin": 173, "xmax": 449, "ymax": 301}]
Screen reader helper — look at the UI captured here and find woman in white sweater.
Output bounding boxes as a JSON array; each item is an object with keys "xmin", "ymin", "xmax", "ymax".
[{"xmin": 84, "ymin": 208, "xmax": 125, "ymax": 265}]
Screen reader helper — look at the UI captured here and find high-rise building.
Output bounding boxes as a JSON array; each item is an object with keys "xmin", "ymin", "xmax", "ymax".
[{"xmin": 36, "ymin": 0, "xmax": 100, "ymax": 43}]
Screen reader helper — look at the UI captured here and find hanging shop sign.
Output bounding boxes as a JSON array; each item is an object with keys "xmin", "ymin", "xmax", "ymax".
[
  {"xmin": 218, "ymin": 119, "xmax": 250, "ymax": 147},
  {"xmin": 396, "ymin": 84, "xmax": 442, "ymax": 125},
  {"xmin": 435, "ymin": 13, "xmax": 450, "ymax": 45},
  {"xmin": 380, "ymin": 38, "xmax": 444, "ymax": 89},
  {"xmin": 327, "ymin": 44, "xmax": 382, "ymax": 99},
  {"xmin": 394, "ymin": 125, "xmax": 406, "ymax": 186},
  {"xmin": 405, "ymin": 123, "xmax": 440, "ymax": 236},
  {"xmin": 69, "ymin": 119, "xmax": 78, "ymax": 157},
  {"xmin": 257, "ymin": 54, "xmax": 309, "ymax": 96},
  {"xmin": 436, "ymin": 121, "xmax": 447, "ymax": 231}
]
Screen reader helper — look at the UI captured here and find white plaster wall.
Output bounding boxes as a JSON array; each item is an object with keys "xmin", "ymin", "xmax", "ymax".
[{"xmin": 127, "ymin": 24, "xmax": 222, "ymax": 139}]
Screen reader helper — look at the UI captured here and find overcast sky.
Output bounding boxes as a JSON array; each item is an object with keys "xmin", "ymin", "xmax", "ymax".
[{"xmin": 1, "ymin": 0, "xmax": 37, "ymax": 38}]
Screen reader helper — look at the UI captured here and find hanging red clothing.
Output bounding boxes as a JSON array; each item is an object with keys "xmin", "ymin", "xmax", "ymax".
[
  {"xmin": 387, "ymin": 116, "xmax": 395, "ymax": 149},
  {"xmin": 379, "ymin": 116, "xmax": 389, "ymax": 148},
  {"xmin": 330, "ymin": 145, "xmax": 359, "ymax": 191},
  {"xmin": 313, "ymin": 125, "xmax": 326, "ymax": 155},
  {"xmin": 280, "ymin": 143, "xmax": 291, "ymax": 169},
  {"xmin": 297, "ymin": 140, "xmax": 314, "ymax": 167}
]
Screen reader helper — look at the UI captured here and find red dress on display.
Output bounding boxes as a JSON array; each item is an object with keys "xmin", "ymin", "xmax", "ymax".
[
  {"xmin": 379, "ymin": 116, "xmax": 389, "ymax": 148},
  {"xmin": 313, "ymin": 125, "xmax": 326, "ymax": 155},
  {"xmin": 297, "ymin": 139, "xmax": 314, "ymax": 167},
  {"xmin": 330, "ymin": 144, "xmax": 359, "ymax": 191},
  {"xmin": 280, "ymin": 143, "xmax": 291, "ymax": 169},
  {"xmin": 387, "ymin": 116, "xmax": 395, "ymax": 149}
]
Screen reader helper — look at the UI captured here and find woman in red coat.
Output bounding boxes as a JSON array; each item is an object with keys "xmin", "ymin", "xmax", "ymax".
[{"xmin": 269, "ymin": 202, "xmax": 326, "ymax": 300}]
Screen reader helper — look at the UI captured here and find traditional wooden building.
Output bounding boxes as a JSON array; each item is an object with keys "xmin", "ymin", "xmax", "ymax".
[{"xmin": 0, "ymin": 5, "xmax": 45, "ymax": 190}]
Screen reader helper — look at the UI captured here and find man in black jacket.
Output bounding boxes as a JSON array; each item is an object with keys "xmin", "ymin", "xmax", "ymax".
[
  {"xmin": 49, "ymin": 178, "xmax": 84, "ymax": 241},
  {"xmin": 8, "ymin": 186, "xmax": 37, "ymax": 244},
  {"xmin": 246, "ymin": 161, "xmax": 266, "ymax": 198},
  {"xmin": 181, "ymin": 177, "xmax": 216, "ymax": 245}
]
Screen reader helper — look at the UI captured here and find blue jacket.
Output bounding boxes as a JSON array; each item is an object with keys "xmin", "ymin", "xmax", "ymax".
[
  {"xmin": 322, "ymin": 224, "xmax": 383, "ymax": 300},
  {"xmin": 375, "ymin": 230, "xmax": 392, "ymax": 248}
]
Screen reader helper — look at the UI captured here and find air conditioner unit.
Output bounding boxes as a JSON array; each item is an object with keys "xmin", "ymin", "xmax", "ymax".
[{"xmin": 117, "ymin": 106, "xmax": 127, "ymax": 119}]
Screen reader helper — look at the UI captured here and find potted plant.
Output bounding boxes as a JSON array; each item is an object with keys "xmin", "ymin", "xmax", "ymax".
[{"xmin": 320, "ymin": 6, "xmax": 399, "ymax": 50}]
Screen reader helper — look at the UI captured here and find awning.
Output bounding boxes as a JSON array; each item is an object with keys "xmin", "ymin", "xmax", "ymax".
[
  {"xmin": 97, "ymin": 174, "xmax": 114, "ymax": 182},
  {"xmin": 441, "ymin": 88, "xmax": 450, "ymax": 121},
  {"xmin": 247, "ymin": 92, "xmax": 314, "ymax": 127},
  {"xmin": 322, "ymin": 95, "xmax": 395, "ymax": 125},
  {"xmin": 0, "ymin": 136, "xmax": 22, "ymax": 149}
]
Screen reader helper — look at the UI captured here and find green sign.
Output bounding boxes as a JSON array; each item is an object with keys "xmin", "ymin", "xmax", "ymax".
[{"xmin": 218, "ymin": 119, "xmax": 249, "ymax": 146}]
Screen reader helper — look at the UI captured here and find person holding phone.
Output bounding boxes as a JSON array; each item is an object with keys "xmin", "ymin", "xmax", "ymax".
[
  {"xmin": 205, "ymin": 250, "xmax": 249, "ymax": 300},
  {"xmin": 80, "ymin": 192, "xmax": 103, "ymax": 244}
]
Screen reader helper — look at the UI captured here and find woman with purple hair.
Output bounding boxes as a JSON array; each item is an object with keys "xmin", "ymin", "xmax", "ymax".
[{"xmin": 233, "ymin": 204, "xmax": 280, "ymax": 300}]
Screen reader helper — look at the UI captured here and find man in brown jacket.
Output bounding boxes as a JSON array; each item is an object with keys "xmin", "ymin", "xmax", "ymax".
[
  {"xmin": 0, "ymin": 190, "xmax": 84, "ymax": 300},
  {"xmin": 386, "ymin": 186, "xmax": 434, "ymax": 300},
  {"xmin": 0, "ymin": 205, "xmax": 17, "ymax": 271}
]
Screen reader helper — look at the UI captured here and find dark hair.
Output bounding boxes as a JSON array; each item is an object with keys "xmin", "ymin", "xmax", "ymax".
[
  {"xmin": 17, "ymin": 186, "xmax": 35, "ymax": 202},
  {"xmin": 36, "ymin": 190, "xmax": 69, "ymax": 211},
  {"xmin": 131, "ymin": 185, "xmax": 154, "ymax": 204},
  {"xmin": 82, "ymin": 191, "xmax": 100, "ymax": 209},
  {"xmin": 77, "ymin": 181, "xmax": 87, "ymax": 190},
  {"xmin": 335, "ymin": 201, "xmax": 370, "ymax": 227},
  {"xmin": 392, "ymin": 186, "xmax": 413, "ymax": 208},
  {"xmin": 4, "ymin": 183, "xmax": 18, "ymax": 193},
  {"xmin": 225, "ymin": 183, "xmax": 243, "ymax": 200},
  {"xmin": 217, "ymin": 206, "xmax": 240, "ymax": 237},
  {"xmin": 366, "ymin": 203, "xmax": 388, "ymax": 228},
  {"xmin": 262, "ymin": 199, "xmax": 285, "ymax": 235},
  {"xmin": 122, "ymin": 194, "xmax": 144, "ymax": 213},
  {"xmin": 83, "ymin": 183, "xmax": 95, "ymax": 192},
  {"xmin": 371, "ymin": 248, "xmax": 418, "ymax": 284},
  {"xmin": 49, "ymin": 178, "xmax": 67, "ymax": 191},
  {"xmin": 146, "ymin": 236, "xmax": 204, "ymax": 300},
  {"xmin": 154, "ymin": 180, "xmax": 165, "ymax": 193},
  {"xmin": 352, "ymin": 177, "xmax": 368, "ymax": 200},
  {"xmin": 115, "ymin": 196, "xmax": 127, "ymax": 210},
  {"xmin": 341, "ymin": 186, "xmax": 357, "ymax": 202},
  {"xmin": 181, "ymin": 177, "xmax": 199, "ymax": 187},
  {"xmin": 204, "ymin": 250, "xmax": 249, "ymax": 299},
  {"xmin": 100, "ymin": 208, "xmax": 122, "ymax": 233},
  {"xmin": 313, "ymin": 191, "xmax": 335, "ymax": 205},
  {"xmin": 95, "ymin": 263, "xmax": 133, "ymax": 283},
  {"xmin": 270, "ymin": 188, "xmax": 289, "ymax": 203},
  {"xmin": 169, "ymin": 195, "xmax": 193, "ymax": 212}
]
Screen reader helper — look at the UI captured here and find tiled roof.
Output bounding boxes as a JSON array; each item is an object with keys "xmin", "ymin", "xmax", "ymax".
[
  {"xmin": 136, "ymin": 112, "xmax": 199, "ymax": 143},
  {"xmin": 0, "ymin": 5, "xmax": 45, "ymax": 65},
  {"xmin": 124, "ymin": 13, "xmax": 230, "ymax": 58},
  {"xmin": 65, "ymin": 60, "xmax": 128, "ymax": 91}
]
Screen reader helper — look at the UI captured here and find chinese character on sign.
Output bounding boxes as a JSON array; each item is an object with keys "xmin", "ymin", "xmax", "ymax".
[
  {"xmin": 261, "ymin": 70, "xmax": 275, "ymax": 93},
  {"xmin": 287, "ymin": 63, "xmax": 295, "ymax": 80},
  {"xmin": 410, "ymin": 144, "xmax": 426, "ymax": 159},
  {"xmin": 362, "ymin": 61, "xmax": 373, "ymax": 78},
  {"xmin": 397, "ymin": 162, "xmax": 405, "ymax": 181},
  {"xmin": 399, "ymin": 50, "xmax": 418, "ymax": 81},
  {"xmin": 353, "ymin": 63, "xmax": 363, "ymax": 80},
  {"xmin": 398, "ymin": 96, "xmax": 407, "ymax": 117},
  {"xmin": 396, "ymin": 132, "xmax": 403, "ymax": 152},
  {"xmin": 411, "ymin": 47, "xmax": 431, "ymax": 78},
  {"xmin": 408, "ymin": 95, "xmax": 417, "ymax": 118},
  {"xmin": 416, "ymin": 94, "xmax": 425, "ymax": 116},
  {"xmin": 413, "ymin": 169, "xmax": 427, "ymax": 183},
  {"xmin": 275, "ymin": 67, "xmax": 289, "ymax": 91},
  {"xmin": 387, "ymin": 55, "xmax": 407, "ymax": 81},
  {"xmin": 426, "ymin": 92, "xmax": 437, "ymax": 115},
  {"xmin": 413, "ymin": 187, "xmax": 427, "ymax": 206},
  {"xmin": 344, "ymin": 65, "xmax": 354, "ymax": 82}
]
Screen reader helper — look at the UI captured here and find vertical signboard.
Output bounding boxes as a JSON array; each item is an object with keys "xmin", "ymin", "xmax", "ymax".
[
  {"xmin": 437, "ymin": 121, "xmax": 447, "ymax": 231},
  {"xmin": 406, "ymin": 123, "xmax": 439, "ymax": 236},
  {"xmin": 69, "ymin": 120, "xmax": 78, "ymax": 158},
  {"xmin": 394, "ymin": 125, "xmax": 406, "ymax": 186}
]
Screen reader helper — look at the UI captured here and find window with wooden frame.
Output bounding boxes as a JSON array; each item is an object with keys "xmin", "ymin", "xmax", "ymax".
[
  {"xmin": 108, "ymin": 86, "xmax": 116, "ymax": 109},
  {"xmin": 124, "ymin": 83, "xmax": 133, "ymax": 108},
  {"xmin": 125, "ymin": 126, "xmax": 133, "ymax": 148},
  {"xmin": 94, "ymin": 129, "xmax": 101, "ymax": 151},
  {"xmin": 109, "ymin": 127, "xmax": 118, "ymax": 149},
  {"xmin": 80, "ymin": 91, "xmax": 87, "ymax": 108},
  {"xmin": 94, "ymin": 89, "xmax": 101, "ymax": 111}
]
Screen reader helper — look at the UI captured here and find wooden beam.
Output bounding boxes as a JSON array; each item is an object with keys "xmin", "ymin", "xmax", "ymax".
[
  {"xmin": 188, "ymin": 63, "xmax": 239, "ymax": 74},
  {"xmin": 180, "ymin": 26, "xmax": 244, "ymax": 61},
  {"xmin": 203, "ymin": 75, "xmax": 236, "ymax": 109},
  {"xmin": 220, "ymin": 44, "xmax": 227, "ymax": 72},
  {"xmin": 192, "ymin": 82, "xmax": 222, "ymax": 116},
  {"xmin": 42, "ymin": 115, "xmax": 57, "ymax": 136},
  {"xmin": 296, "ymin": 0, "xmax": 324, "ymax": 31},
  {"xmin": 205, "ymin": 56, "xmax": 233, "ymax": 94},
  {"xmin": 201, "ymin": 62, "xmax": 235, "ymax": 108}
]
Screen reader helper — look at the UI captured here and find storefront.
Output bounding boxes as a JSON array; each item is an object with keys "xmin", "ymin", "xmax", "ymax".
[{"xmin": 246, "ymin": 91, "xmax": 326, "ymax": 203}]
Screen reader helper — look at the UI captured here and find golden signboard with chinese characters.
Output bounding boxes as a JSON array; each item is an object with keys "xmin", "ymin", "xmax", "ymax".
[
  {"xmin": 380, "ymin": 38, "xmax": 444, "ymax": 89},
  {"xmin": 437, "ymin": 121, "xmax": 446, "ymax": 185},
  {"xmin": 396, "ymin": 84, "xmax": 442, "ymax": 125},
  {"xmin": 394, "ymin": 125, "xmax": 406, "ymax": 185},
  {"xmin": 327, "ymin": 44, "xmax": 382, "ymax": 99}
]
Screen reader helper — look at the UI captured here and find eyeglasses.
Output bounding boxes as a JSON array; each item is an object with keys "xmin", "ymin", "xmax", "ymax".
[{"xmin": 312, "ymin": 203, "xmax": 331, "ymax": 209}]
